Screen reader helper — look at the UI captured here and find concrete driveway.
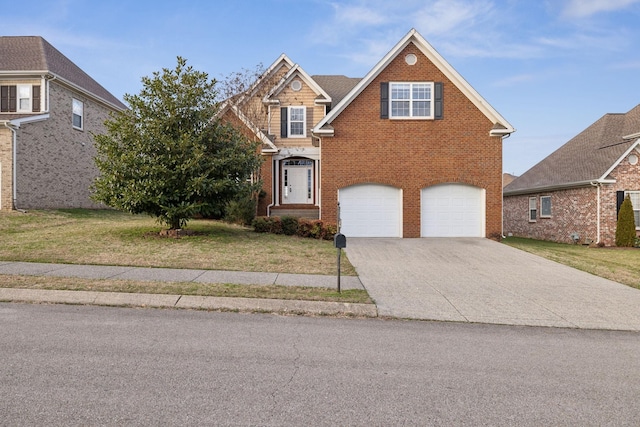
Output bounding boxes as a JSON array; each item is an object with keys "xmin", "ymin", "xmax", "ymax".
[{"xmin": 345, "ymin": 238, "xmax": 640, "ymax": 331}]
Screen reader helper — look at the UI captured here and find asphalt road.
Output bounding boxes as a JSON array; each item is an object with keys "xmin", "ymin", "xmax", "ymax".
[{"xmin": 2, "ymin": 304, "xmax": 639, "ymax": 426}]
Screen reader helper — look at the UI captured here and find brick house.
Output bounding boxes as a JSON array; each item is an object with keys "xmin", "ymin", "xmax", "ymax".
[
  {"xmin": 225, "ymin": 29, "xmax": 514, "ymax": 238},
  {"xmin": 503, "ymin": 104, "xmax": 640, "ymax": 246},
  {"xmin": 0, "ymin": 36, "xmax": 126, "ymax": 211}
]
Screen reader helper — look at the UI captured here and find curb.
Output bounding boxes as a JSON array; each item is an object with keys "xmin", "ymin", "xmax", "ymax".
[{"xmin": 0, "ymin": 288, "xmax": 379, "ymax": 318}]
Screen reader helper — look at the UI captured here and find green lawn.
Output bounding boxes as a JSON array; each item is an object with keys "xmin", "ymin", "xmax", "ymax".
[{"xmin": 502, "ymin": 237, "xmax": 640, "ymax": 290}]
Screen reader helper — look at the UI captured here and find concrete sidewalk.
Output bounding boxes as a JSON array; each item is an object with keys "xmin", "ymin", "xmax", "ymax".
[{"xmin": 0, "ymin": 261, "xmax": 376, "ymax": 318}]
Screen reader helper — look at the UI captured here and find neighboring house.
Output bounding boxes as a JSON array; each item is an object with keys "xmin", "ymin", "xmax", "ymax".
[
  {"xmin": 0, "ymin": 36, "xmax": 126, "ymax": 211},
  {"xmin": 503, "ymin": 104, "xmax": 640, "ymax": 246},
  {"xmin": 224, "ymin": 29, "xmax": 514, "ymax": 238}
]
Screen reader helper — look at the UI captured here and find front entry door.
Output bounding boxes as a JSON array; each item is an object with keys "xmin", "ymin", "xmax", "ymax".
[{"xmin": 283, "ymin": 160, "xmax": 313, "ymax": 204}]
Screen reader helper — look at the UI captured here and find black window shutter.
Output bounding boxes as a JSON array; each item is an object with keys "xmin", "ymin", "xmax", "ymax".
[
  {"xmin": 0, "ymin": 86, "xmax": 7, "ymax": 112},
  {"xmin": 434, "ymin": 82, "xmax": 443, "ymax": 119},
  {"xmin": 8, "ymin": 85, "xmax": 16, "ymax": 112},
  {"xmin": 616, "ymin": 191, "xmax": 625, "ymax": 218},
  {"xmin": 32, "ymin": 85, "xmax": 41, "ymax": 112},
  {"xmin": 380, "ymin": 82, "xmax": 389, "ymax": 119},
  {"xmin": 280, "ymin": 107, "xmax": 288, "ymax": 138}
]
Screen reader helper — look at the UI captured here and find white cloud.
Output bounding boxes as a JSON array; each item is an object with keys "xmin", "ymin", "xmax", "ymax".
[{"xmin": 562, "ymin": 0, "xmax": 640, "ymax": 18}]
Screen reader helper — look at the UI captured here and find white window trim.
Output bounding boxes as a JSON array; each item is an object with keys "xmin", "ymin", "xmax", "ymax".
[
  {"xmin": 625, "ymin": 191, "xmax": 640, "ymax": 230},
  {"xmin": 528, "ymin": 197, "xmax": 537, "ymax": 222},
  {"xmin": 389, "ymin": 81, "xmax": 434, "ymax": 120},
  {"xmin": 540, "ymin": 195, "xmax": 551, "ymax": 218},
  {"xmin": 288, "ymin": 106, "xmax": 306, "ymax": 138},
  {"xmin": 16, "ymin": 84, "xmax": 32, "ymax": 113},
  {"xmin": 72, "ymin": 98, "xmax": 84, "ymax": 130}
]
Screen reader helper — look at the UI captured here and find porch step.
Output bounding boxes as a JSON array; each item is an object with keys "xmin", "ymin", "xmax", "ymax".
[{"xmin": 270, "ymin": 208, "xmax": 319, "ymax": 220}]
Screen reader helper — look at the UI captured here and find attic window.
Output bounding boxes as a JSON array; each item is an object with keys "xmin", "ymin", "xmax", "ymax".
[
  {"xmin": 405, "ymin": 54, "xmax": 417, "ymax": 65},
  {"xmin": 629, "ymin": 154, "xmax": 638, "ymax": 165},
  {"xmin": 291, "ymin": 80, "xmax": 302, "ymax": 91}
]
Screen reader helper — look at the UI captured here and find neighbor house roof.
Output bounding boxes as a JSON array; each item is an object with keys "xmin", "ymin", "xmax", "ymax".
[
  {"xmin": 0, "ymin": 36, "xmax": 126, "ymax": 110},
  {"xmin": 312, "ymin": 28, "xmax": 514, "ymax": 137},
  {"xmin": 504, "ymin": 104, "xmax": 640, "ymax": 195}
]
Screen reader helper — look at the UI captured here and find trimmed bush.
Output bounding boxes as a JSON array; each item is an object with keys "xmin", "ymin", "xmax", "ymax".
[
  {"xmin": 615, "ymin": 195, "xmax": 636, "ymax": 247},
  {"xmin": 251, "ymin": 216, "xmax": 337, "ymax": 240},
  {"xmin": 224, "ymin": 196, "xmax": 257, "ymax": 226},
  {"xmin": 281, "ymin": 216, "xmax": 299, "ymax": 235}
]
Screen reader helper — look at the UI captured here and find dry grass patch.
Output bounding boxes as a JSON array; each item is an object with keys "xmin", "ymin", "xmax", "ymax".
[
  {"xmin": 0, "ymin": 210, "xmax": 356, "ymax": 275},
  {"xmin": 0, "ymin": 274, "xmax": 371, "ymax": 304},
  {"xmin": 503, "ymin": 237, "xmax": 640, "ymax": 290}
]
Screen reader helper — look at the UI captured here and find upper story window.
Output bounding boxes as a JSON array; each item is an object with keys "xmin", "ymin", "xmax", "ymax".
[
  {"xmin": 380, "ymin": 82, "xmax": 442, "ymax": 120},
  {"xmin": 72, "ymin": 98, "xmax": 84, "ymax": 130},
  {"xmin": 1, "ymin": 84, "xmax": 41, "ymax": 113},
  {"xmin": 390, "ymin": 82, "xmax": 433, "ymax": 118},
  {"xmin": 280, "ymin": 106, "xmax": 306, "ymax": 138}
]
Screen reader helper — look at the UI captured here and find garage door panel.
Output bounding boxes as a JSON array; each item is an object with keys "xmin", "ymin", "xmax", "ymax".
[
  {"xmin": 339, "ymin": 184, "xmax": 402, "ymax": 237},
  {"xmin": 421, "ymin": 184, "xmax": 484, "ymax": 237}
]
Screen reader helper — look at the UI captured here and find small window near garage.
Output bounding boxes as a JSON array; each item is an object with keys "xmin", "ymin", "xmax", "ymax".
[
  {"xmin": 72, "ymin": 98, "xmax": 84, "ymax": 130},
  {"xmin": 540, "ymin": 195, "xmax": 551, "ymax": 218},
  {"xmin": 528, "ymin": 197, "xmax": 537, "ymax": 222},
  {"xmin": 626, "ymin": 191, "xmax": 640, "ymax": 229}
]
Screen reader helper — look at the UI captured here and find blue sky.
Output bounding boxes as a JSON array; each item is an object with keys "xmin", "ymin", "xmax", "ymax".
[{"xmin": 5, "ymin": 0, "xmax": 640, "ymax": 175}]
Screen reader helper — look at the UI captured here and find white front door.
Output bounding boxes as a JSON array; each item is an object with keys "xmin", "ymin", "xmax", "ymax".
[{"xmin": 283, "ymin": 160, "xmax": 313, "ymax": 204}]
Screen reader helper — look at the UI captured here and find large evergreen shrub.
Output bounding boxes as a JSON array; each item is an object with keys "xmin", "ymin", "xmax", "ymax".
[{"xmin": 615, "ymin": 195, "xmax": 636, "ymax": 247}]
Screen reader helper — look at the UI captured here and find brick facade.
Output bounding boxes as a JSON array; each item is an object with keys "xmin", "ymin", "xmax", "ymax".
[
  {"xmin": 503, "ymin": 152, "xmax": 640, "ymax": 246},
  {"xmin": 319, "ymin": 44, "xmax": 503, "ymax": 238},
  {"xmin": 0, "ymin": 126, "xmax": 12, "ymax": 210},
  {"xmin": 4, "ymin": 82, "xmax": 115, "ymax": 210}
]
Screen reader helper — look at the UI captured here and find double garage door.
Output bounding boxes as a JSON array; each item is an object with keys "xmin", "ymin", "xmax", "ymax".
[{"xmin": 339, "ymin": 183, "xmax": 484, "ymax": 237}]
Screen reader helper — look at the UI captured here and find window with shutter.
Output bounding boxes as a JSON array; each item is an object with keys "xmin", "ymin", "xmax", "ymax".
[{"xmin": 381, "ymin": 82, "xmax": 441, "ymax": 120}]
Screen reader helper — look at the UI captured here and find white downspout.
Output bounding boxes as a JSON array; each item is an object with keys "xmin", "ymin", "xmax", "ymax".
[{"xmin": 590, "ymin": 181, "xmax": 601, "ymax": 245}]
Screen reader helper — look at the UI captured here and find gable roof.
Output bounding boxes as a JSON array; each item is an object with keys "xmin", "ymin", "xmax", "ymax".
[
  {"xmin": 0, "ymin": 36, "xmax": 126, "ymax": 110},
  {"xmin": 263, "ymin": 63, "xmax": 332, "ymax": 106},
  {"xmin": 504, "ymin": 104, "xmax": 640, "ymax": 195},
  {"xmin": 312, "ymin": 28, "xmax": 514, "ymax": 136}
]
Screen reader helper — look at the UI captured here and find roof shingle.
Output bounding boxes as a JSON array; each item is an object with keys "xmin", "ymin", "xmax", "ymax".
[{"xmin": 0, "ymin": 36, "xmax": 125, "ymax": 110}]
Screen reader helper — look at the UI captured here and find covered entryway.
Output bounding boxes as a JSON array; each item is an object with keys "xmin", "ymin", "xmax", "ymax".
[
  {"xmin": 421, "ymin": 184, "xmax": 485, "ymax": 237},
  {"xmin": 282, "ymin": 159, "xmax": 313, "ymax": 204},
  {"xmin": 339, "ymin": 184, "xmax": 402, "ymax": 237}
]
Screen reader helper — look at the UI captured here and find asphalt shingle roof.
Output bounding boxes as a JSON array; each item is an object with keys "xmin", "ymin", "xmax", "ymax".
[
  {"xmin": 505, "ymin": 104, "xmax": 640, "ymax": 194},
  {"xmin": 311, "ymin": 75, "xmax": 361, "ymax": 108},
  {"xmin": 0, "ymin": 36, "xmax": 125, "ymax": 110}
]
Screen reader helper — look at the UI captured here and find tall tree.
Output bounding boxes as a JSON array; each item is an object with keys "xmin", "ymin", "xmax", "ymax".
[{"xmin": 92, "ymin": 57, "xmax": 262, "ymax": 230}]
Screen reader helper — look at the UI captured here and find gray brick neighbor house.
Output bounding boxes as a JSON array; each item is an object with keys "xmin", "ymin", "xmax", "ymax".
[
  {"xmin": 0, "ymin": 36, "xmax": 126, "ymax": 211},
  {"xmin": 503, "ymin": 104, "xmax": 640, "ymax": 246}
]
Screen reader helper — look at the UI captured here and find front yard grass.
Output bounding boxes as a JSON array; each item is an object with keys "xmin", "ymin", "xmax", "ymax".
[
  {"xmin": 502, "ymin": 237, "xmax": 640, "ymax": 290},
  {"xmin": 0, "ymin": 210, "xmax": 368, "ymax": 304},
  {"xmin": 0, "ymin": 209, "xmax": 355, "ymax": 275}
]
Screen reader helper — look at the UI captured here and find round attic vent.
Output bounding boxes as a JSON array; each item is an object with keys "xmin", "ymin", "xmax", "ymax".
[
  {"xmin": 291, "ymin": 80, "xmax": 302, "ymax": 91},
  {"xmin": 629, "ymin": 154, "xmax": 638, "ymax": 165},
  {"xmin": 405, "ymin": 53, "xmax": 417, "ymax": 65}
]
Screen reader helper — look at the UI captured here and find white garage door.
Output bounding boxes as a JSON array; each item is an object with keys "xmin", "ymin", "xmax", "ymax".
[
  {"xmin": 339, "ymin": 184, "xmax": 402, "ymax": 237},
  {"xmin": 421, "ymin": 184, "xmax": 485, "ymax": 237}
]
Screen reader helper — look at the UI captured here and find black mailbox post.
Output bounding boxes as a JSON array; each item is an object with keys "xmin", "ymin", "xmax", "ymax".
[{"xmin": 334, "ymin": 233, "xmax": 346, "ymax": 292}]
